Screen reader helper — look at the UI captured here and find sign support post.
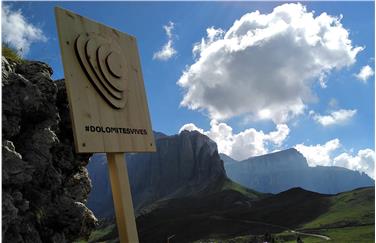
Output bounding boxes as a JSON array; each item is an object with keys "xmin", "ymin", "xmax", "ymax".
[
  {"xmin": 55, "ymin": 7, "xmax": 156, "ymax": 243},
  {"xmin": 107, "ymin": 153, "xmax": 139, "ymax": 242}
]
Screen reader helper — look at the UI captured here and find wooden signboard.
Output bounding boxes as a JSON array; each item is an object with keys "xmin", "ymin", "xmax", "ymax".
[
  {"xmin": 55, "ymin": 7, "xmax": 156, "ymax": 243},
  {"xmin": 55, "ymin": 7, "xmax": 155, "ymax": 154}
]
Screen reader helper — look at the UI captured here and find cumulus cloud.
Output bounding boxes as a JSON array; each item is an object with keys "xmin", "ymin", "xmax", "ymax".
[
  {"xmin": 311, "ymin": 109, "xmax": 357, "ymax": 126},
  {"xmin": 179, "ymin": 123, "xmax": 204, "ymax": 134},
  {"xmin": 355, "ymin": 65, "xmax": 374, "ymax": 83},
  {"xmin": 296, "ymin": 139, "xmax": 374, "ymax": 178},
  {"xmin": 177, "ymin": 3, "xmax": 362, "ymax": 123},
  {"xmin": 295, "ymin": 139, "xmax": 341, "ymax": 166},
  {"xmin": 153, "ymin": 21, "xmax": 177, "ymax": 61},
  {"xmin": 334, "ymin": 149, "xmax": 375, "ymax": 178},
  {"xmin": 2, "ymin": 4, "xmax": 47, "ymax": 55},
  {"xmin": 180, "ymin": 121, "xmax": 289, "ymax": 160}
]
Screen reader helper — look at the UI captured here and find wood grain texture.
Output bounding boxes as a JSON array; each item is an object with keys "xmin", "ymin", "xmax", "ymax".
[
  {"xmin": 107, "ymin": 153, "xmax": 139, "ymax": 243},
  {"xmin": 55, "ymin": 7, "xmax": 156, "ymax": 153}
]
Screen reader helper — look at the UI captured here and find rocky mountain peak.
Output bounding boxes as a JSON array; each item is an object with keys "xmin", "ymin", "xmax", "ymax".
[
  {"xmin": 87, "ymin": 130, "xmax": 227, "ymax": 218},
  {"xmin": 178, "ymin": 130, "xmax": 218, "ymax": 158},
  {"xmin": 241, "ymin": 147, "xmax": 309, "ymax": 169}
]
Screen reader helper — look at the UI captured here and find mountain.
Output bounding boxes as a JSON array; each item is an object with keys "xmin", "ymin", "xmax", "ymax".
[
  {"xmin": 224, "ymin": 148, "xmax": 374, "ymax": 194},
  {"xmin": 84, "ymin": 128, "xmax": 374, "ymax": 242},
  {"xmin": 220, "ymin": 153, "xmax": 238, "ymax": 164},
  {"xmin": 86, "ymin": 186, "xmax": 374, "ymax": 243},
  {"xmin": 88, "ymin": 136, "xmax": 373, "ymax": 221},
  {"xmin": 87, "ymin": 130, "xmax": 229, "ymax": 218},
  {"xmin": 2, "ymin": 56, "xmax": 97, "ymax": 242}
]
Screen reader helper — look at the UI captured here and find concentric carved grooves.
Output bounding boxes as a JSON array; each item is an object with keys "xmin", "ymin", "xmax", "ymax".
[{"xmin": 75, "ymin": 32, "xmax": 127, "ymax": 109}]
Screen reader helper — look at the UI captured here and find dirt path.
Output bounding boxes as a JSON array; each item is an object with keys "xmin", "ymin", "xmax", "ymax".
[
  {"xmin": 213, "ymin": 216, "xmax": 331, "ymax": 241},
  {"xmin": 290, "ymin": 230, "xmax": 331, "ymax": 240}
]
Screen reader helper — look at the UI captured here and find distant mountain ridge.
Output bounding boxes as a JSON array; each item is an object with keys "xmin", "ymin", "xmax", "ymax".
[
  {"xmin": 224, "ymin": 148, "xmax": 374, "ymax": 194},
  {"xmin": 220, "ymin": 153, "xmax": 238, "ymax": 164}
]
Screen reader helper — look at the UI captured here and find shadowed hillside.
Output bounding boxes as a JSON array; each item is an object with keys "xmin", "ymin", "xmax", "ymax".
[{"xmin": 82, "ymin": 187, "xmax": 374, "ymax": 243}]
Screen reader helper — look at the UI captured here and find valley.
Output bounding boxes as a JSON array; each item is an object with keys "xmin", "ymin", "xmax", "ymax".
[
  {"xmin": 78, "ymin": 186, "xmax": 374, "ymax": 243},
  {"xmin": 81, "ymin": 131, "xmax": 374, "ymax": 243}
]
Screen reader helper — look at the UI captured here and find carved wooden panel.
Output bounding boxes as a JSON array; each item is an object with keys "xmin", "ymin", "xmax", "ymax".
[{"xmin": 55, "ymin": 7, "xmax": 156, "ymax": 153}]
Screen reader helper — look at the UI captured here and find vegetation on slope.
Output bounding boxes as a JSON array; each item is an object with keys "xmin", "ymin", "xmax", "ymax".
[
  {"xmin": 204, "ymin": 225, "xmax": 374, "ymax": 243},
  {"xmin": 302, "ymin": 187, "xmax": 374, "ymax": 229},
  {"xmin": 81, "ymin": 186, "xmax": 374, "ymax": 243},
  {"xmin": 74, "ymin": 222, "xmax": 118, "ymax": 243},
  {"xmin": 2, "ymin": 43, "xmax": 24, "ymax": 63},
  {"xmin": 221, "ymin": 178, "xmax": 264, "ymax": 200}
]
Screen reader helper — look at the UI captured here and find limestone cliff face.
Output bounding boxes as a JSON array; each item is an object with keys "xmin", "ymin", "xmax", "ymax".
[
  {"xmin": 2, "ymin": 57, "xmax": 97, "ymax": 242},
  {"xmin": 129, "ymin": 130, "xmax": 226, "ymax": 206},
  {"xmin": 87, "ymin": 130, "xmax": 227, "ymax": 218}
]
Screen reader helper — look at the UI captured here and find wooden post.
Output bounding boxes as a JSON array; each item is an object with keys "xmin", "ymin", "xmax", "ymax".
[
  {"xmin": 55, "ymin": 8, "xmax": 155, "ymax": 243},
  {"xmin": 107, "ymin": 153, "xmax": 139, "ymax": 243}
]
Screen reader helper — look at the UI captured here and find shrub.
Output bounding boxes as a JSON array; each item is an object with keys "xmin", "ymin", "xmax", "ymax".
[{"xmin": 2, "ymin": 43, "xmax": 23, "ymax": 63}]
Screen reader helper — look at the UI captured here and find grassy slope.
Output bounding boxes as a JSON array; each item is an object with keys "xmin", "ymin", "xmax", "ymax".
[
  {"xmin": 75, "ymin": 225, "xmax": 119, "ymax": 243},
  {"xmin": 194, "ymin": 187, "xmax": 375, "ymax": 243},
  {"xmin": 78, "ymin": 179, "xmax": 260, "ymax": 243},
  {"xmin": 274, "ymin": 225, "xmax": 374, "ymax": 243},
  {"xmin": 194, "ymin": 225, "xmax": 374, "ymax": 243},
  {"xmin": 317, "ymin": 225, "xmax": 374, "ymax": 243},
  {"xmin": 73, "ymin": 223, "xmax": 118, "ymax": 243},
  {"xmin": 2, "ymin": 44, "xmax": 24, "ymax": 63},
  {"xmin": 302, "ymin": 187, "xmax": 374, "ymax": 229},
  {"xmin": 87, "ymin": 224, "xmax": 117, "ymax": 243},
  {"xmin": 80, "ymin": 186, "xmax": 374, "ymax": 243},
  {"xmin": 221, "ymin": 178, "xmax": 264, "ymax": 200}
]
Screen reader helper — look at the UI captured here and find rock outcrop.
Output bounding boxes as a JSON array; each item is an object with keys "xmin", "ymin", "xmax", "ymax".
[
  {"xmin": 224, "ymin": 148, "xmax": 374, "ymax": 194},
  {"xmin": 2, "ymin": 57, "xmax": 97, "ymax": 242},
  {"xmin": 87, "ymin": 130, "xmax": 227, "ymax": 218}
]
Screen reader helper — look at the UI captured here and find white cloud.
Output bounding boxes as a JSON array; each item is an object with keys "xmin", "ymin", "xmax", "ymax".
[
  {"xmin": 179, "ymin": 121, "xmax": 289, "ymax": 161},
  {"xmin": 355, "ymin": 65, "xmax": 374, "ymax": 83},
  {"xmin": 311, "ymin": 109, "xmax": 357, "ymax": 126},
  {"xmin": 206, "ymin": 27, "xmax": 224, "ymax": 42},
  {"xmin": 2, "ymin": 4, "xmax": 47, "ymax": 55},
  {"xmin": 177, "ymin": 3, "xmax": 362, "ymax": 123},
  {"xmin": 334, "ymin": 149, "xmax": 375, "ymax": 178},
  {"xmin": 295, "ymin": 139, "xmax": 341, "ymax": 166},
  {"xmin": 296, "ymin": 139, "xmax": 374, "ymax": 178},
  {"xmin": 179, "ymin": 123, "xmax": 204, "ymax": 134},
  {"xmin": 164, "ymin": 21, "xmax": 174, "ymax": 39},
  {"xmin": 153, "ymin": 21, "xmax": 177, "ymax": 61}
]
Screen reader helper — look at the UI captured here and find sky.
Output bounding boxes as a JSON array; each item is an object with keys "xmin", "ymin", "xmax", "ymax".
[{"xmin": 1, "ymin": 1, "xmax": 375, "ymax": 178}]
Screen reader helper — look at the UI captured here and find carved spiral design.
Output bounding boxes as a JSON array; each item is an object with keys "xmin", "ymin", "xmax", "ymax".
[{"xmin": 75, "ymin": 32, "xmax": 127, "ymax": 109}]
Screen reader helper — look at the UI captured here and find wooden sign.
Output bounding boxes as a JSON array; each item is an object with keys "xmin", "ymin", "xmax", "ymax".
[
  {"xmin": 55, "ymin": 7, "xmax": 156, "ymax": 243},
  {"xmin": 55, "ymin": 7, "xmax": 156, "ymax": 153}
]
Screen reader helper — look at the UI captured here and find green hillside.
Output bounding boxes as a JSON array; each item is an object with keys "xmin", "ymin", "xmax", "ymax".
[
  {"xmin": 79, "ymin": 186, "xmax": 374, "ymax": 243},
  {"xmin": 221, "ymin": 178, "xmax": 264, "ymax": 200},
  {"xmin": 303, "ymin": 187, "xmax": 374, "ymax": 229}
]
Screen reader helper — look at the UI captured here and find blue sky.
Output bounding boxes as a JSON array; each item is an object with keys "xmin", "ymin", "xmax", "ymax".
[{"xmin": 2, "ymin": 2, "xmax": 375, "ymax": 177}]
